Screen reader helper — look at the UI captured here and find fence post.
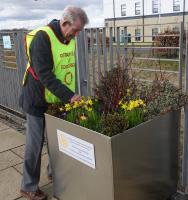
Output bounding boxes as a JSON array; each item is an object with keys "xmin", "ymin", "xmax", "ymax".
[
  {"xmin": 84, "ymin": 29, "xmax": 91, "ymax": 96},
  {"xmin": 14, "ymin": 31, "xmax": 27, "ymax": 85},
  {"xmin": 76, "ymin": 31, "xmax": 88, "ymax": 97},
  {"xmin": 179, "ymin": 22, "xmax": 183, "ymax": 89},
  {"xmin": 117, "ymin": 27, "xmax": 120, "ymax": 64},
  {"xmin": 96, "ymin": 28, "xmax": 101, "ymax": 80},
  {"xmin": 109, "ymin": 27, "xmax": 114, "ymax": 70},
  {"xmin": 102, "ymin": 28, "xmax": 107, "ymax": 75},
  {"xmin": 182, "ymin": 23, "xmax": 188, "ymax": 195},
  {"xmin": 124, "ymin": 26, "xmax": 128, "ymax": 70}
]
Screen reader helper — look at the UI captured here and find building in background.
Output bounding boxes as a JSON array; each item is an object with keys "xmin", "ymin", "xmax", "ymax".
[{"xmin": 103, "ymin": 0, "xmax": 188, "ymax": 42}]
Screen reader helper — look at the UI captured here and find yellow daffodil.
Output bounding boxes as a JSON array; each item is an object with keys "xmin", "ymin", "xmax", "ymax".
[
  {"xmin": 81, "ymin": 96, "xmax": 85, "ymax": 101},
  {"xmin": 86, "ymin": 99, "xmax": 93, "ymax": 106},
  {"xmin": 73, "ymin": 101, "xmax": 79, "ymax": 109},
  {"xmin": 121, "ymin": 103, "xmax": 127, "ymax": 110},
  {"xmin": 85, "ymin": 96, "xmax": 93, "ymax": 105},
  {"xmin": 80, "ymin": 115, "xmax": 87, "ymax": 120},
  {"xmin": 134, "ymin": 100, "xmax": 139, "ymax": 107},
  {"xmin": 65, "ymin": 103, "xmax": 72, "ymax": 111},
  {"xmin": 84, "ymin": 105, "xmax": 93, "ymax": 112},
  {"xmin": 127, "ymin": 101, "xmax": 135, "ymax": 111},
  {"xmin": 123, "ymin": 99, "xmax": 146, "ymax": 111},
  {"xmin": 138, "ymin": 99, "xmax": 146, "ymax": 106},
  {"xmin": 87, "ymin": 107, "xmax": 93, "ymax": 112},
  {"xmin": 79, "ymin": 99, "xmax": 85, "ymax": 105}
]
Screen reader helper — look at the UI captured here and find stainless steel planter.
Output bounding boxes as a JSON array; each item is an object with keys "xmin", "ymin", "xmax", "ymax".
[{"xmin": 45, "ymin": 110, "xmax": 179, "ymax": 200}]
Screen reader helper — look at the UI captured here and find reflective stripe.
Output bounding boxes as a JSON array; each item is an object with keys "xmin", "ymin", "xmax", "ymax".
[{"xmin": 28, "ymin": 67, "xmax": 39, "ymax": 80}]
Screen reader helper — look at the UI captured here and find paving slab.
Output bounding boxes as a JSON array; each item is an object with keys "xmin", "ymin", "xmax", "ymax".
[
  {"xmin": 0, "ymin": 167, "xmax": 22, "ymax": 200},
  {"xmin": 11, "ymin": 145, "xmax": 25, "ymax": 159},
  {"xmin": 0, "ymin": 121, "xmax": 9, "ymax": 131},
  {"xmin": 0, "ymin": 129, "xmax": 25, "ymax": 152},
  {"xmin": 12, "ymin": 144, "xmax": 47, "ymax": 159},
  {"xmin": 14, "ymin": 154, "xmax": 51, "ymax": 187},
  {"xmin": 0, "ymin": 150, "xmax": 23, "ymax": 171}
]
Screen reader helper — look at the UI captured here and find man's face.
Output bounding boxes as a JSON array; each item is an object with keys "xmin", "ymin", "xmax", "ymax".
[{"xmin": 62, "ymin": 19, "xmax": 84, "ymax": 41}]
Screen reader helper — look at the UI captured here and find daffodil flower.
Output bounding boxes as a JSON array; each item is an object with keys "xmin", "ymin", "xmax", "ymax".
[
  {"xmin": 87, "ymin": 107, "xmax": 93, "ymax": 112},
  {"xmin": 121, "ymin": 103, "xmax": 127, "ymax": 110},
  {"xmin": 73, "ymin": 101, "xmax": 79, "ymax": 109},
  {"xmin": 65, "ymin": 103, "xmax": 72, "ymax": 111},
  {"xmin": 80, "ymin": 115, "xmax": 87, "ymax": 120},
  {"xmin": 86, "ymin": 99, "xmax": 93, "ymax": 106}
]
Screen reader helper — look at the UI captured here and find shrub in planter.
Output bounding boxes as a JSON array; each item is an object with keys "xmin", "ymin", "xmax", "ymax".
[
  {"xmin": 46, "ymin": 67, "xmax": 188, "ymax": 200},
  {"xmin": 47, "ymin": 67, "xmax": 188, "ymax": 136}
]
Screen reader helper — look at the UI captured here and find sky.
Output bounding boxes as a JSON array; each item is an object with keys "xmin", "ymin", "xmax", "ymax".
[{"xmin": 0, "ymin": 0, "xmax": 104, "ymax": 30}]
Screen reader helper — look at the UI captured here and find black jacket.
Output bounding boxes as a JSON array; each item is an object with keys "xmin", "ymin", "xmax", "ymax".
[{"xmin": 19, "ymin": 19, "xmax": 75, "ymax": 117}]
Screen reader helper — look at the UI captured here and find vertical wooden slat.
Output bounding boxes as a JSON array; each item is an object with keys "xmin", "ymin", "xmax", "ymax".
[
  {"xmin": 14, "ymin": 32, "xmax": 27, "ymax": 85},
  {"xmin": 0, "ymin": 33, "xmax": 3, "ymax": 68},
  {"xmin": 90, "ymin": 29, "xmax": 95, "ymax": 92},
  {"xmin": 96, "ymin": 28, "xmax": 101, "ymax": 80},
  {"xmin": 124, "ymin": 27, "xmax": 128, "ymax": 70},
  {"xmin": 182, "ymin": 23, "xmax": 188, "ymax": 192},
  {"xmin": 178, "ymin": 22, "xmax": 183, "ymax": 89},
  {"xmin": 117, "ymin": 27, "xmax": 120, "ymax": 65},
  {"xmin": 102, "ymin": 28, "xmax": 107, "ymax": 75},
  {"xmin": 84, "ymin": 29, "xmax": 91, "ymax": 96},
  {"xmin": 109, "ymin": 27, "xmax": 114, "ymax": 69},
  {"xmin": 76, "ymin": 31, "xmax": 88, "ymax": 97}
]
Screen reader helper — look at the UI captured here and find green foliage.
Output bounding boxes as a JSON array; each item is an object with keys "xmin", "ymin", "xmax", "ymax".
[
  {"xmin": 125, "ymin": 107, "xmax": 145, "ymax": 128},
  {"xmin": 47, "ymin": 67, "xmax": 188, "ymax": 137},
  {"xmin": 119, "ymin": 99, "xmax": 146, "ymax": 128},
  {"xmin": 144, "ymin": 80, "xmax": 188, "ymax": 119},
  {"xmin": 101, "ymin": 112, "xmax": 129, "ymax": 137}
]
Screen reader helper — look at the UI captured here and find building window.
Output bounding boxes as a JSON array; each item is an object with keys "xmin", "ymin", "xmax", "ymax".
[
  {"xmin": 152, "ymin": 0, "xmax": 158, "ymax": 13},
  {"xmin": 105, "ymin": 22, "xmax": 108, "ymax": 27},
  {"xmin": 135, "ymin": 29, "xmax": 141, "ymax": 41},
  {"xmin": 121, "ymin": 4, "xmax": 126, "ymax": 16},
  {"xmin": 152, "ymin": 28, "xmax": 159, "ymax": 41},
  {"xmin": 135, "ymin": 2, "xmax": 141, "ymax": 15},
  {"xmin": 173, "ymin": 0, "xmax": 180, "ymax": 12},
  {"xmin": 172, "ymin": 26, "xmax": 179, "ymax": 33},
  {"xmin": 128, "ymin": 34, "xmax": 131, "ymax": 43}
]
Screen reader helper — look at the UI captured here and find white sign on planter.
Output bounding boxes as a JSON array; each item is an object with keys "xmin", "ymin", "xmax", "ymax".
[
  {"xmin": 57, "ymin": 129, "xmax": 96, "ymax": 169},
  {"xmin": 3, "ymin": 36, "xmax": 11, "ymax": 49}
]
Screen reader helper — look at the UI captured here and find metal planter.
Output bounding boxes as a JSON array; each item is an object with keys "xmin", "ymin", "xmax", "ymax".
[{"xmin": 45, "ymin": 110, "xmax": 179, "ymax": 200}]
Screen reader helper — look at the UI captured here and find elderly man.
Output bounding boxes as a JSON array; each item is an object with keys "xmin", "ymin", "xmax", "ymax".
[{"xmin": 19, "ymin": 5, "xmax": 89, "ymax": 200}]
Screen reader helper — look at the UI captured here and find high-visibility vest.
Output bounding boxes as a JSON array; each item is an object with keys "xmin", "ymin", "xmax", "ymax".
[{"xmin": 23, "ymin": 26, "xmax": 76, "ymax": 103}]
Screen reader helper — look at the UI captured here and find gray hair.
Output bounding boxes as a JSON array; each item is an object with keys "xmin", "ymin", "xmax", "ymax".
[{"xmin": 62, "ymin": 5, "xmax": 89, "ymax": 26}]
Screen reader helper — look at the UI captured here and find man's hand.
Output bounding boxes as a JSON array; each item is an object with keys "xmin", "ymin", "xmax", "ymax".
[{"xmin": 70, "ymin": 94, "xmax": 81, "ymax": 104}]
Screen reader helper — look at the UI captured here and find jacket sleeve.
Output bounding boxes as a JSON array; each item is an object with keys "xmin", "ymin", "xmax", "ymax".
[{"xmin": 29, "ymin": 30, "xmax": 75, "ymax": 103}]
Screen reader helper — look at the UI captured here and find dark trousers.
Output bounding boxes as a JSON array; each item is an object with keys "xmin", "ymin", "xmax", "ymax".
[{"xmin": 21, "ymin": 113, "xmax": 52, "ymax": 191}]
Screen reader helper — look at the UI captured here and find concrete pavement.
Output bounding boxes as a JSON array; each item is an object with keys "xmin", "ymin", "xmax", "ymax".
[{"xmin": 0, "ymin": 121, "xmax": 55, "ymax": 200}]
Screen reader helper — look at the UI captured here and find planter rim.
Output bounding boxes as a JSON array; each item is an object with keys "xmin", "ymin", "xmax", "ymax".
[
  {"xmin": 45, "ymin": 113, "xmax": 111, "ymax": 140},
  {"xmin": 45, "ymin": 109, "xmax": 179, "ymax": 139}
]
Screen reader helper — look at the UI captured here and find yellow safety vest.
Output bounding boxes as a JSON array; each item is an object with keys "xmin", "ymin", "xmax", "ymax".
[{"xmin": 23, "ymin": 26, "xmax": 76, "ymax": 103}]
